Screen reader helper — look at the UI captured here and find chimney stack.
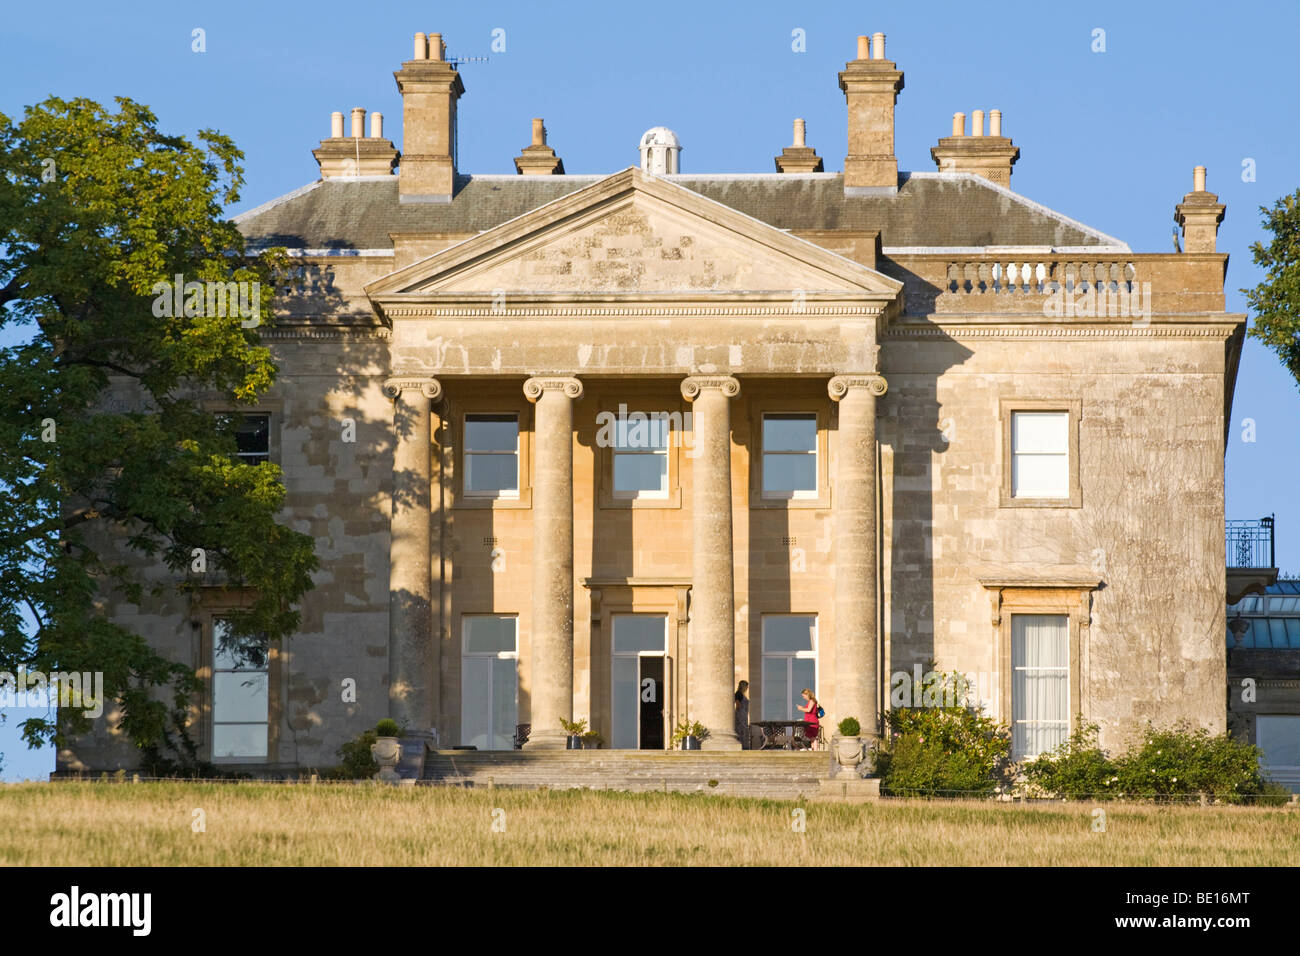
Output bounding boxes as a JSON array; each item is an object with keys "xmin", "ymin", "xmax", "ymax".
[
  {"xmin": 775, "ymin": 118, "xmax": 825, "ymax": 173},
  {"xmin": 513, "ymin": 117, "xmax": 565, "ymax": 175},
  {"xmin": 1175, "ymin": 166, "xmax": 1226, "ymax": 253},
  {"xmin": 838, "ymin": 32, "xmax": 905, "ymax": 194},
  {"xmin": 313, "ymin": 107, "xmax": 399, "ymax": 178},
  {"xmin": 394, "ymin": 30, "xmax": 465, "ymax": 202},
  {"xmin": 930, "ymin": 107, "xmax": 1019, "ymax": 186}
]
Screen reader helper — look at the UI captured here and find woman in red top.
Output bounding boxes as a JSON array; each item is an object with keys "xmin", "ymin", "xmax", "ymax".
[{"xmin": 797, "ymin": 688, "xmax": 820, "ymax": 749}]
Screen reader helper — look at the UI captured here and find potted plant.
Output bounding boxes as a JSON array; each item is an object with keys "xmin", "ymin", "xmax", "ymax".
[
  {"xmin": 560, "ymin": 717, "xmax": 588, "ymax": 750},
  {"xmin": 671, "ymin": 719, "xmax": 709, "ymax": 751},
  {"xmin": 581, "ymin": 730, "xmax": 604, "ymax": 750},
  {"xmin": 371, "ymin": 718, "xmax": 403, "ymax": 783},
  {"xmin": 834, "ymin": 716, "xmax": 863, "ymax": 778}
]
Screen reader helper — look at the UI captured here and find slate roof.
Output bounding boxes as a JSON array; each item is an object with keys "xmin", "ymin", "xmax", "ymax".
[{"xmin": 234, "ymin": 171, "xmax": 1126, "ymax": 253}]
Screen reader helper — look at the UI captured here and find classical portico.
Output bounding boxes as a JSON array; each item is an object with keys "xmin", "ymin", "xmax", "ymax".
[{"xmin": 368, "ymin": 167, "xmax": 903, "ymax": 749}]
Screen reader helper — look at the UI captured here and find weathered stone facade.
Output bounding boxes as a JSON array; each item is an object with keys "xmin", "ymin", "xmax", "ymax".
[{"xmin": 59, "ymin": 32, "xmax": 1245, "ymax": 774}]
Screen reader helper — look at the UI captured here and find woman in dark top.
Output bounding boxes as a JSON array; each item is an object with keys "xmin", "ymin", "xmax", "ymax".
[{"xmin": 734, "ymin": 680, "xmax": 750, "ymax": 749}]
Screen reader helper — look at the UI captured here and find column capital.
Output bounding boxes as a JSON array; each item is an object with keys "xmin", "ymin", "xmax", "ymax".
[
  {"xmin": 680, "ymin": 375, "xmax": 740, "ymax": 401},
  {"xmin": 524, "ymin": 376, "xmax": 583, "ymax": 402},
  {"xmin": 383, "ymin": 376, "xmax": 442, "ymax": 401},
  {"xmin": 828, "ymin": 374, "xmax": 887, "ymax": 401}
]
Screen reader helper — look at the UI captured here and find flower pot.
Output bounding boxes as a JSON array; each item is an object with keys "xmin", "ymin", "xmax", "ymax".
[
  {"xmin": 371, "ymin": 736, "xmax": 402, "ymax": 784},
  {"xmin": 566, "ymin": 735, "xmax": 583, "ymax": 750},
  {"xmin": 681, "ymin": 735, "xmax": 701, "ymax": 751},
  {"xmin": 835, "ymin": 735, "xmax": 863, "ymax": 778}
]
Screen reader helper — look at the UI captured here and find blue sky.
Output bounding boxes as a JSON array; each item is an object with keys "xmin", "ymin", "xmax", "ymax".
[{"xmin": 2, "ymin": 0, "xmax": 1298, "ymax": 778}]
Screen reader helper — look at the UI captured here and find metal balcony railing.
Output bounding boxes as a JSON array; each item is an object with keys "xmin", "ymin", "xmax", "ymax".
[{"xmin": 1226, "ymin": 515, "xmax": 1275, "ymax": 569}]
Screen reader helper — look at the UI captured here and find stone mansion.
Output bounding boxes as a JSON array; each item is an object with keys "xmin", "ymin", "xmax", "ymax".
[{"xmin": 61, "ymin": 31, "xmax": 1244, "ymax": 773}]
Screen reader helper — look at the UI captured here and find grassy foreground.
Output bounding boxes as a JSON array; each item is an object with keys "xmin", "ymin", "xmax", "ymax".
[{"xmin": 1, "ymin": 782, "xmax": 1296, "ymax": 866}]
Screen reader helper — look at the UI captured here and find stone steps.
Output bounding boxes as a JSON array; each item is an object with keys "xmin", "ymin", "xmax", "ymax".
[{"xmin": 422, "ymin": 750, "xmax": 837, "ymax": 799}]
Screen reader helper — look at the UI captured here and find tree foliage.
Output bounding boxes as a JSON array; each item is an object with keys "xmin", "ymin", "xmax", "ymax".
[
  {"xmin": 1244, "ymin": 189, "xmax": 1300, "ymax": 385},
  {"xmin": 0, "ymin": 96, "xmax": 317, "ymax": 759}
]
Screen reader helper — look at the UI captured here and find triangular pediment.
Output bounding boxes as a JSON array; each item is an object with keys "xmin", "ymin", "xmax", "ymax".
[{"xmin": 366, "ymin": 168, "xmax": 902, "ymax": 303}]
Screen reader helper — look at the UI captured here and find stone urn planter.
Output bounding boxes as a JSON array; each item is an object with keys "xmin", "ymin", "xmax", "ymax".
[
  {"xmin": 834, "ymin": 717, "xmax": 864, "ymax": 779},
  {"xmin": 371, "ymin": 736, "xmax": 402, "ymax": 784}
]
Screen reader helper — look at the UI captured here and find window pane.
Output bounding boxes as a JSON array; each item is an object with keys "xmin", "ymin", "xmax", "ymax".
[
  {"xmin": 761, "ymin": 658, "xmax": 788, "ymax": 721},
  {"xmin": 213, "ymin": 724, "xmax": 268, "ymax": 759},
  {"xmin": 213, "ymin": 672, "xmax": 269, "ymax": 723},
  {"xmin": 1257, "ymin": 716, "xmax": 1300, "ymax": 767},
  {"xmin": 1012, "ymin": 454, "xmax": 1068, "ymax": 498},
  {"xmin": 763, "ymin": 454, "xmax": 816, "ymax": 493},
  {"xmin": 1012, "ymin": 412, "xmax": 1068, "ymax": 454},
  {"xmin": 764, "ymin": 414, "xmax": 817, "ymax": 452},
  {"xmin": 613, "ymin": 616, "xmax": 666, "ymax": 654},
  {"xmin": 461, "ymin": 656, "xmax": 491, "ymax": 749},
  {"xmin": 213, "ymin": 620, "xmax": 269, "ymax": 671},
  {"xmin": 615, "ymin": 415, "xmax": 669, "ymax": 450},
  {"xmin": 763, "ymin": 616, "xmax": 815, "ymax": 653},
  {"xmin": 465, "ymin": 415, "xmax": 518, "ymax": 453},
  {"xmin": 1012, "ymin": 615, "xmax": 1068, "ymax": 667},
  {"xmin": 490, "ymin": 658, "xmax": 518, "ymax": 751},
  {"xmin": 612, "ymin": 656, "xmax": 639, "ymax": 748},
  {"xmin": 613, "ymin": 452, "xmax": 667, "ymax": 493},
  {"xmin": 792, "ymin": 659, "xmax": 817, "ymax": 713},
  {"xmin": 464, "ymin": 616, "xmax": 517, "ymax": 654},
  {"xmin": 465, "ymin": 452, "xmax": 518, "ymax": 493}
]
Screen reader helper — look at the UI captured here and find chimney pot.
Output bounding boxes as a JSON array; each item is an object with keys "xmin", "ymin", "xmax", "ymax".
[
  {"xmin": 793, "ymin": 118, "xmax": 806, "ymax": 148},
  {"xmin": 971, "ymin": 109, "xmax": 985, "ymax": 137},
  {"xmin": 1194, "ymin": 165, "xmax": 1207, "ymax": 192},
  {"xmin": 370, "ymin": 112, "xmax": 383, "ymax": 139},
  {"xmin": 330, "ymin": 111, "xmax": 344, "ymax": 139},
  {"xmin": 952, "ymin": 112, "xmax": 965, "ymax": 137},
  {"xmin": 871, "ymin": 32, "xmax": 886, "ymax": 60},
  {"xmin": 989, "ymin": 109, "xmax": 1002, "ymax": 137},
  {"xmin": 429, "ymin": 32, "xmax": 444, "ymax": 61},
  {"xmin": 413, "ymin": 32, "xmax": 427, "ymax": 60},
  {"xmin": 350, "ymin": 108, "xmax": 366, "ymax": 138},
  {"xmin": 531, "ymin": 118, "xmax": 546, "ymax": 147},
  {"xmin": 856, "ymin": 35, "xmax": 870, "ymax": 60}
]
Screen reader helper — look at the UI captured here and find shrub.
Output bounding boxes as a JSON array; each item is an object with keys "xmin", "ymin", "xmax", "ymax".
[
  {"xmin": 375, "ymin": 718, "xmax": 401, "ymax": 738},
  {"xmin": 873, "ymin": 674, "xmax": 1011, "ymax": 797},
  {"xmin": 560, "ymin": 717, "xmax": 588, "ymax": 736},
  {"xmin": 1022, "ymin": 722, "xmax": 1119, "ymax": 800},
  {"xmin": 837, "ymin": 716, "xmax": 861, "ymax": 737},
  {"xmin": 325, "ymin": 730, "xmax": 378, "ymax": 780},
  {"xmin": 1113, "ymin": 724, "xmax": 1274, "ymax": 805}
]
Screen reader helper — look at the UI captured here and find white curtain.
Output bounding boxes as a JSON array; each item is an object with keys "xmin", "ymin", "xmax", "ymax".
[{"xmin": 1012, "ymin": 615, "xmax": 1068, "ymax": 758}]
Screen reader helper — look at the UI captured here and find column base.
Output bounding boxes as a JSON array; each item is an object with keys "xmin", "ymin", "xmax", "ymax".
[
  {"xmin": 701, "ymin": 732, "xmax": 742, "ymax": 752},
  {"xmin": 521, "ymin": 729, "xmax": 569, "ymax": 751}
]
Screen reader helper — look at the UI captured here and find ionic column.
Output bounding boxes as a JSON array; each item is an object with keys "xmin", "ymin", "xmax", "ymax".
[
  {"xmin": 522, "ymin": 376, "xmax": 583, "ymax": 749},
  {"xmin": 383, "ymin": 376, "xmax": 443, "ymax": 737},
  {"xmin": 681, "ymin": 375, "xmax": 742, "ymax": 750},
  {"xmin": 828, "ymin": 374, "xmax": 887, "ymax": 739}
]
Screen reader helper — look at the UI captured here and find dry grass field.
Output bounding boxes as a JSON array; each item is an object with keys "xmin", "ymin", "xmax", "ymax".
[{"xmin": 1, "ymin": 781, "xmax": 1296, "ymax": 866}]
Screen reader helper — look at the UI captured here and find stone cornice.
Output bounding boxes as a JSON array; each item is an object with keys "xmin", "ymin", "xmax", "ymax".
[
  {"xmin": 828, "ymin": 374, "xmax": 888, "ymax": 400},
  {"xmin": 261, "ymin": 327, "xmax": 391, "ymax": 340},
  {"xmin": 681, "ymin": 376, "xmax": 740, "ymax": 400},
  {"xmin": 523, "ymin": 376, "xmax": 583, "ymax": 401},
  {"xmin": 887, "ymin": 325, "xmax": 1241, "ymax": 340},
  {"xmin": 379, "ymin": 303, "xmax": 887, "ymax": 319},
  {"xmin": 382, "ymin": 377, "xmax": 443, "ymax": 400}
]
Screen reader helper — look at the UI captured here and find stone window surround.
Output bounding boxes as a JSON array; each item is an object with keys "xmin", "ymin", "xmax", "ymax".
[
  {"xmin": 999, "ymin": 398, "xmax": 1082, "ymax": 509},
  {"xmin": 749, "ymin": 399, "xmax": 832, "ymax": 510},
  {"xmin": 583, "ymin": 578, "xmax": 691, "ymax": 745},
  {"xmin": 981, "ymin": 575, "xmax": 1099, "ymax": 746},
  {"xmin": 189, "ymin": 589, "xmax": 282, "ymax": 767},
  {"xmin": 593, "ymin": 387, "xmax": 685, "ymax": 510},
  {"xmin": 448, "ymin": 393, "xmax": 534, "ymax": 510}
]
